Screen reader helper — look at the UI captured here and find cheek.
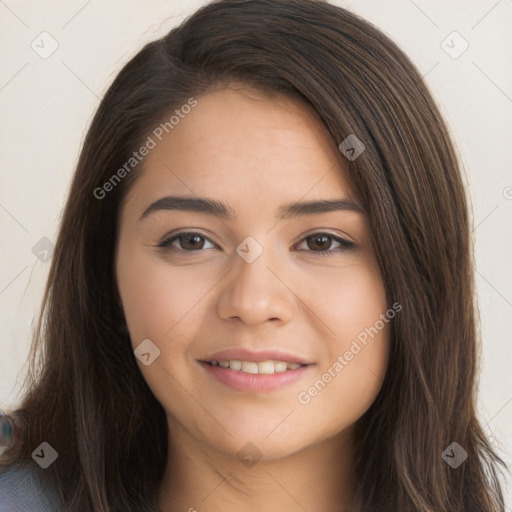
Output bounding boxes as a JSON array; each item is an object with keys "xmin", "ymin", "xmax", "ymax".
[
  {"xmin": 297, "ymin": 259, "xmax": 388, "ymax": 344},
  {"xmin": 115, "ymin": 245, "xmax": 215, "ymax": 366},
  {"xmin": 116, "ymin": 247, "xmax": 216, "ymax": 410},
  {"xmin": 293, "ymin": 261, "xmax": 389, "ymax": 429}
]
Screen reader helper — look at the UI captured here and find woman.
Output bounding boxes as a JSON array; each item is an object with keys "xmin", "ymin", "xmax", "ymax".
[{"xmin": 0, "ymin": 0, "xmax": 507, "ymax": 510}]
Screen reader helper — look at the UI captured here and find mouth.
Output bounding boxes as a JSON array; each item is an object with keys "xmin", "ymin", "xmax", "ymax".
[
  {"xmin": 200, "ymin": 358, "xmax": 309, "ymax": 375},
  {"xmin": 197, "ymin": 355, "xmax": 314, "ymax": 393}
]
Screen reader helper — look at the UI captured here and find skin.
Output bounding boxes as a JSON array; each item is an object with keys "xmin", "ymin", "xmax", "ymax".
[{"xmin": 115, "ymin": 85, "xmax": 390, "ymax": 512}]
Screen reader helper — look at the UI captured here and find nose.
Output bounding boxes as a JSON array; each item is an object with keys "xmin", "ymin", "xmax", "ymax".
[{"xmin": 217, "ymin": 244, "xmax": 296, "ymax": 326}]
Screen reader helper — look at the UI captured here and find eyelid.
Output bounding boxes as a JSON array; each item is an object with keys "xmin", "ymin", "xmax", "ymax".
[{"xmin": 295, "ymin": 228, "xmax": 356, "ymax": 246}]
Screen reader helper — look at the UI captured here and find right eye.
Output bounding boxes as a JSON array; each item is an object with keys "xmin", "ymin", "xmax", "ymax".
[{"xmin": 157, "ymin": 232, "xmax": 217, "ymax": 252}]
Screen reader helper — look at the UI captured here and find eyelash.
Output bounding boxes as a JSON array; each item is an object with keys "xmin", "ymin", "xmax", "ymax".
[{"xmin": 156, "ymin": 231, "xmax": 356, "ymax": 256}]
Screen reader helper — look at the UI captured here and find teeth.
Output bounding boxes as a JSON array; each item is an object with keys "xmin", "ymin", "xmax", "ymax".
[
  {"xmin": 229, "ymin": 360, "xmax": 242, "ymax": 371},
  {"xmin": 274, "ymin": 361, "xmax": 288, "ymax": 373},
  {"xmin": 241, "ymin": 361, "xmax": 258, "ymax": 374},
  {"xmin": 258, "ymin": 361, "xmax": 274, "ymax": 374},
  {"xmin": 212, "ymin": 359, "xmax": 304, "ymax": 374}
]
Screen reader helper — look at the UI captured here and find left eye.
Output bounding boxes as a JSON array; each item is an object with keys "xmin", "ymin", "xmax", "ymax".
[
  {"xmin": 295, "ymin": 233, "xmax": 356, "ymax": 255},
  {"xmin": 157, "ymin": 232, "xmax": 356, "ymax": 256}
]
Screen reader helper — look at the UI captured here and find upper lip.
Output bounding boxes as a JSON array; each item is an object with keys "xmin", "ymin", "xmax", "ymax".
[{"xmin": 200, "ymin": 348, "xmax": 312, "ymax": 365}]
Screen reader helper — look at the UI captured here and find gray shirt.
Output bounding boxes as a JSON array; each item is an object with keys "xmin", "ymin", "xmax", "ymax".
[{"xmin": 0, "ymin": 463, "xmax": 62, "ymax": 512}]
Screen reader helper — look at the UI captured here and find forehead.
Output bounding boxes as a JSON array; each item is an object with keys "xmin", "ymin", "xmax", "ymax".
[{"xmin": 121, "ymin": 86, "xmax": 356, "ymax": 219}]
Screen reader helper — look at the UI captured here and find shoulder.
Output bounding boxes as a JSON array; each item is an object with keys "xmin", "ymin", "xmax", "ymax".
[{"xmin": 0, "ymin": 463, "xmax": 63, "ymax": 512}]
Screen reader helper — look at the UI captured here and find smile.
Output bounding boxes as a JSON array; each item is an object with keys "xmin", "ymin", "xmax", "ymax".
[
  {"xmin": 205, "ymin": 359, "xmax": 305, "ymax": 374},
  {"xmin": 199, "ymin": 359, "xmax": 312, "ymax": 392}
]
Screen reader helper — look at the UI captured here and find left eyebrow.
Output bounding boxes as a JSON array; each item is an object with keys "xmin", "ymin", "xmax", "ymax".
[{"xmin": 138, "ymin": 195, "xmax": 365, "ymax": 222}]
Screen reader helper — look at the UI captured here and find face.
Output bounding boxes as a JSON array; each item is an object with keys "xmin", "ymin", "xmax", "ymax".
[{"xmin": 115, "ymin": 85, "xmax": 390, "ymax": 461}]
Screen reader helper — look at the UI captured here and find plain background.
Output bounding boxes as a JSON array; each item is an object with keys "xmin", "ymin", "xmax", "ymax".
[{"xmin": 1, "ymin": 0, "xmax": 511, "ymax": 506}]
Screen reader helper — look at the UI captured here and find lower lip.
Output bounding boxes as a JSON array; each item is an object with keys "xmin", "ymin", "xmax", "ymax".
[{"xmin": 199, "ymin": 362, "xmax": 312, "ymax": 392}]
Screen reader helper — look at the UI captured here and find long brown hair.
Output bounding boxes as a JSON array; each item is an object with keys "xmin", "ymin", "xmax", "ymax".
[{"xmin": 1, "ymin": 1, "xmax": 507, "ymax": 510}]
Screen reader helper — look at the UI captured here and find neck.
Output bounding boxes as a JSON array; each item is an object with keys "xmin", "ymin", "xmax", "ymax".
[{"xmin": 158, "ymin": 420, "xmax": 357, "ymax": 512}]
